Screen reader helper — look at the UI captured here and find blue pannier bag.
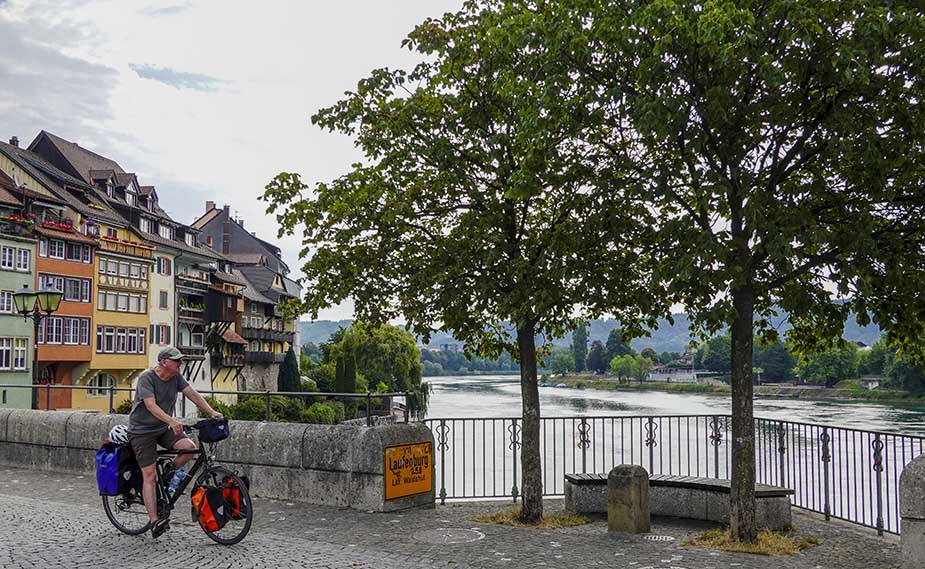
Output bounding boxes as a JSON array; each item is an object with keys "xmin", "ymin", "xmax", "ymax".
[
  {"xmin": 96, "ymin": 442, "xmax": 121, "ymax": 496},
  {"xmin": 195, "ymin": 417, "xmax": 230, "ymax": 443},
  {"xmin": 96, "ymin": 442, "xmax": 142, "ymax": 496}
]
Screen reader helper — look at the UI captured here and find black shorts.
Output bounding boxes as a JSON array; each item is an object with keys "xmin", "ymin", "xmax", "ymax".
[{"xmin": 128, "ymin": 429, "xmax": 190, "ymax": 468}]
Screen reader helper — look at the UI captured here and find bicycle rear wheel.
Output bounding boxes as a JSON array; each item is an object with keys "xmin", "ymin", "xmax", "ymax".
[
  {"xmin": 195, "ymin": 467, "xmax": 252, "ymax": 545},
  {"xmin": 102, "ymin": 490, "xmax": 150, "ymax": 535}
]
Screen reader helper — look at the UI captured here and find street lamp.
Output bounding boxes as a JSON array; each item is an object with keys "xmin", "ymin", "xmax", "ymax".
[{"xmin": 14, "ymin": 284, "xmax": 63, "ymax": 409}]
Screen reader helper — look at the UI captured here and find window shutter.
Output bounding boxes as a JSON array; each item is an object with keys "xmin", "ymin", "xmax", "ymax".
[
  {"xmin": 149, "ymin": 324, "xmax": 155, "ymax": 344},
  {"xmin": 167, "ymin": 325, "xmax": 172, "ymax": 344}
]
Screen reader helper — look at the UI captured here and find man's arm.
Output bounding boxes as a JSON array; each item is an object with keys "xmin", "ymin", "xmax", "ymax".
[
  {"xmin": 143, "ymin": 396, "xmax": 184, "ymax": 434},
  {"xmin": 182, "ymin": 385, "xmax": 222, "ymax": 418}
]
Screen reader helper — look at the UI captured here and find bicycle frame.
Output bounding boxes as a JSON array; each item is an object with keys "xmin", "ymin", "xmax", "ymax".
[{"xmin": 155, "ymin": 444, "xmax": 214, "ymax": 512}]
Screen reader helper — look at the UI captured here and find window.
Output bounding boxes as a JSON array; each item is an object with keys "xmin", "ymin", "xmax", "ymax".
[
  {"xmin": 0, "ymin": 291, "xmax": 12, "ymax": 314},
  {"xmin": 39, "ymin": 274, "xmax": 64, "ymax": 293},
  {"xmin": 0, "ymin": 338, "xmax": 10, "ymax": 369},
  {"xmin": 106, "ymin": 227, "xmax": 117, "ymax": 239},
  {"xmin": 105, "ymin": 292, "xmax": 117, "ymax": 311},
  {"xmin": 130, "ymin": 264, "xmax": 140, "ymax": 278},
  {"xmin": 88, "ymin": 373, "xmax": 115, "ymax": 397},
  {"xmin": 226, "ymin": 296, "xmax": 233, "ymax": 308},
  {"xmin": 159, "ymin": 290, "xmax": 168, "ymax": 309},
  {"xmin": 141, "ymin": 265, "xmax": 148, "ymax": 279},
  {"xmin": 107, "ymin": 259, "xmax": 118, "ymax": 275},
  {"xmin": 191, "ymin": 332, "xmax": 204, "ymax": 347},
  {"xmin": 159, "ymin": 224, "xmax": 173, "ymax": 240},
  {"xmin": 140, "ymin": 294, "xmax": 147, "ymax": 313},
  {"xmin": 16, "ymin": 249, "xmax": 30, "ymax": 271},
  {"xmin": 47, "ymin": 317, "xmax": 62, "ymax": 344},
  {"xmin": 206, "ymin": 235, "xmax": 213, "ymax": 248},
  {"xmin": 129, "ymin": 294, "xmax": 140, "ymax": 313},
  {"xmin": 128, "ymin": 329, "xmax": 137, "ymax": 354},
  {"xmin": 0, "ymin": 247, "xmax": 14, "ymax": 269},
  {"xmin": 39, "ymin": 239, "xmax": 48, "ymax": 257},
  {"xmin": 139, "ymin": 327, "xmax": 146, "ymax": 348},
  {"xmin": 104, "ymin": 327, "xmax": 115, "ymax": 352},
  {"xmin": 65, "ymin": 278, "xmax": 82, "ymax": 301},
  {"xmin": 126, "ymin": 193, "xmax": 136, "ymax": 207},
  {"xmin": 64, "ymin": 318, "xmax": 78, "ymax": 344},
  {"xmin": 140, "ymin": 218, "xmax": 153, "ymax": 233},
  {"xmin": 119, "ymin": 262, "xmax": 129, "ymax": 277},
  {"xmin": 156, "ymin": 324, "xmax": 171, "ymax": 345},
  {"xmin": 116, "ymin": 328, "xmax": 127, "ymax": 352},
  {"xmin": 117, "ymin": 293, "xmax": 128, "ymax": 312},
  {"xmin": 81, "ymin": 280, "xmax": 90, "ymax": 302},
  {"xmin": 83, "ymin": 222, "xmax": 99, "ymax": 237},
  {"xmin": 66, "ymin": 243, "xmax": 82, "ymax": 262},
  {"xmin": 48, "ymin": 240, "xmax": 64, "ymax": 259},
  {"xmin": 82, "ymin": 246, "xmax": 91, "ymax": 263},
  {"xmin": 185, "ymin": 233, "xmax": 196, "ymax": 247},
  {"xmin": 80, "ymin": 319, "xmax": 89, "ymax": 345},
  {"xmin": 157, "ymin": 257, "xmax": 172, "ymax": 276}
]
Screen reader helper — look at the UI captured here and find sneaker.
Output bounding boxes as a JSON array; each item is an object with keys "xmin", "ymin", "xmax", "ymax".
[{"xmin": 150, "ymin": 518, "xmax": 170, "ymax": 539}]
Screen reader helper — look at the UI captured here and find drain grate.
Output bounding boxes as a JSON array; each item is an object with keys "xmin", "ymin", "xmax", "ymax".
[{"xmin": 643, "ymin": 534, "xmax": 676, "ymax": 542}]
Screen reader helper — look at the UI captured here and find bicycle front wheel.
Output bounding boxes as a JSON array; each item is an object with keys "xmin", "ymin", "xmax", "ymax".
[
  {"xmin": 102, "ymin": 491, "xmax": 150, "ymax": 535},
  {"xmin": 196, "ymin": 467, "xmax": 253, "ymax": 545}
]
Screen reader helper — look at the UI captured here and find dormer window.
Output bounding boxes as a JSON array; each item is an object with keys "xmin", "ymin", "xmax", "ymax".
[
  {"xmin": 147, "ymin": 197, "xmax": 154, "ymax": 211},
  {"xmin": 184, "ymin": 233, "xmax": 195, "ymax": 247},
  {"xmin": 106, "ymin": 181, "xmax": 114, "ymax": 198},
  {"xmin": 126, "ymin": 192, "xmax": 136, "ymax": 207},
  {"xmin": 158, "ymin": 224, "xmax": 174, "ymax": 240},
  {"xmin": 139, "ymin": 217, "xmax": 153, "ymax": 233}
]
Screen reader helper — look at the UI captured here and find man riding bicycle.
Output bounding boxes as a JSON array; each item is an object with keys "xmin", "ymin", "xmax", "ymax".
[{"xmin": 128, "ymin": 346, "xmax": 222, "ymax": 538}]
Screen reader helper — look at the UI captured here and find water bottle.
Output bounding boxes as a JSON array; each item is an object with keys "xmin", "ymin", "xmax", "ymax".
[{"xmin": 167, "ymin": 467, "xmax": 186, "ymax": 495}]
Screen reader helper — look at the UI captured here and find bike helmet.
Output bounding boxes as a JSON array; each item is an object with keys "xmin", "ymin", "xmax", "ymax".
[{"xmin": 109, "ymin": 424, "xmax": 129, "ymax": 446}]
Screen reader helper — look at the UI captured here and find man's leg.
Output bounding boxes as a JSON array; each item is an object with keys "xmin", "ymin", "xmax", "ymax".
[
  {"xmin": 172, "ymin": 437, "xmax": 197, "ymax": 469},
  {"xmin": 141, "ymin": 464, "xmax": 159, "ymax": 523}
]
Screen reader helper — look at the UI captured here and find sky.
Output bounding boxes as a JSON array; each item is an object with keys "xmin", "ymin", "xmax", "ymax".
[{"xmin": 0, "ymin": 0, "xmax": 463, "ymax": 321}]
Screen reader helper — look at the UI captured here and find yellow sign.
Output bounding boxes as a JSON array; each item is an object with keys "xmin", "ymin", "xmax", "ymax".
[{"xmin": 384, "ymin": 441, "xmax": 433, "ymax": 500}]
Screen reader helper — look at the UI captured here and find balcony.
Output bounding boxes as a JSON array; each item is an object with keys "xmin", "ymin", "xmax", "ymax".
[
  {"xmin": 178, "ymin": 345, "xmax": 206, "ymax": 359},
  {"xmin": 98, "ymin": 237, "xmax": 154, "ymax": 259},
  {"xmin": 211, "ymin": 353, "xmax": 245, "ymax": 368},
  {"xmin": 245, "ymin": 351, "xmax": 285, "ymax": 364},
  {"xmin": 177, "ymin": 304, "xmax": 206, "ymax": 323},
  {"xmin": 241, "ymin": 327, "xmax": 294, "ymax": 343},
  {"xmin": 206, "ymin": 290, "xmax": 239, "ymax": 323}
]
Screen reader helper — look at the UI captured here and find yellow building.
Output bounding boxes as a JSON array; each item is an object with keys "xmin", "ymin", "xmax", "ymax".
[{"xmin": 73, "ymin": 222, "xmax": 155, "ymax": 412}]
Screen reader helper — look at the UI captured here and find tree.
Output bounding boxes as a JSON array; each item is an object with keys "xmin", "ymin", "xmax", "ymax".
[
  {"xmin": 545, "ymin": 0, "xmax": 925, "ymax": 540},
  {"xmin": 798, "ymin": 344, "xmax": 859, "ymax": 387},
  {"xmin": 885, "ymin": 351, "xmax": 925, "ymax": 394},
  {"xmin": 858, "ymin": 340, "xmax": 889, "ymax": 376},
  {"xmin": 640, "ymin": 347, "xmax": 658, "ymax": 362},
  {"xmin": 753, "ymin": 341, "xmax": 796, "ymax": 383},
  {"xmin": 586, "ymin": 340, "xmax": 608, "ymax": 373},
  {"xmin": 608, "ymin": 354, "xmax": 636, "ymax": 381},
  {"xmin": 633, "ymin": 355, "xmax": 654, "ymax": 382},
  {"xmin": 605, "ymin": 328, "xmax": 635, "ymax": 361},
  {"xmin": 550, "ymin": 354, "xmax": 574, "ymax": 376},
  {"xmin": 263, "ymin": 2, "xmax": 661, "ymax": 522},
  {"xmin": 571, "ymin": 326, "xmax": 589, "ymax": 373},
  {"xmin": 700, "ymin": 336, "xmax": 732, "ymax": 374},
  {"xmin": 278, "ymin": 346, "xmax": 302, "ymax": 392}
]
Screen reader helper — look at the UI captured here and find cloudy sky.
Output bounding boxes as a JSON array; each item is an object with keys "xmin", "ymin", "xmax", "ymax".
[{"xmin": 0, "ymin": 0, "xmax": 462, "ymax": 321}]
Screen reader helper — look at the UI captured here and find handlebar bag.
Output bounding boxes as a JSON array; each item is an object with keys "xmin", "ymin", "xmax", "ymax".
[{"xmin": 195, "ymin": 417, "xmax": 230, "ymax": 443}]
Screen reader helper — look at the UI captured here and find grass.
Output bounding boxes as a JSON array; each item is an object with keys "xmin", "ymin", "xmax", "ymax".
[
  {"xmin": 685, "ymin": 528, "xmax": 819, "ymax": 556},
  {"xmin": 473, "ymin": 508, "xmax": 590, "ymax": 529}
]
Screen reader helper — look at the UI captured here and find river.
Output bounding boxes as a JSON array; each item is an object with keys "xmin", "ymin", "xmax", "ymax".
[{"xmin": 424, "ymin": 374, "xmax": 925, "ymax": 436}]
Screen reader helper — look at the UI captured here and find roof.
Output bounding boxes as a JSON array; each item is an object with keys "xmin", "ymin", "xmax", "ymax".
[
  {"xmin": 30, "ymin": 131, "xmax": 124, "ymax": 184},
  {"xmin": 0, "ymin": 186, "xmax": 22, "ymax": 207},
  {"xmin": 138, "ymin": 228, "xmax": 225, "ymax": 261},
  {"xmin": 225, "ymin": 253, "xmax": 266, "ymax": 265},
  {"xmin": 191, "ymin": 206, "xmax": 220, "ymax": 230},
  {"xmin": 235, "ymin": 269, "xmax": 275, "ymax": 305},
  {"xmin": 282, "ymin": 275, "xmax": 301, "ymax": 298},
  {"xmin": 213, "ymin": 270, "xmax": 247, "ymax": 286},
  {"xmin": 32, "ymin": 225, "xmax": 99, "ymax": 245},
  {"xmin": 222, "ymin": 329, "xmax": 248, "ymax": 345},
  {"xmin": 0, "ymin": 142, "xmax": 127, "ymax": 226}
]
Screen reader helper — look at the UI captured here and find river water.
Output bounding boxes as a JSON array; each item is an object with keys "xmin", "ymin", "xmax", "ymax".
[{"xmin": 424, "ymin": 375, "xmax": 925, "ymax": 436}]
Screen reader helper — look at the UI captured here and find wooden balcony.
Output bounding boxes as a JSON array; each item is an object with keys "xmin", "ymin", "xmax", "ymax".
[
  {"xmin": 241, "ymin": 327, "xmax": 294, "ymax": 343},
  {"xmin": 244, "ymin": 351, "xmax": 285, "ymax": 364},
  {"xmin": 211, "ymin": 353, "xmax": 245, "ymax": 368},
  {"xmin": 98, "ymin": 237, "xmax": 155, "ymax": 259}
]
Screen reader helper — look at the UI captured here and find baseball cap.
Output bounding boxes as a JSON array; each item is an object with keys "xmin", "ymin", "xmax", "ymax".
[{"xmin": 157, "ymin": 346, "xmax": 185, "ymax": 361}]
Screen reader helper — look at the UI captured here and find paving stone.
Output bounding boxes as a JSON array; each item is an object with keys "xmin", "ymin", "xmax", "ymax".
[{"xmin": 0, "ymin": 465, "xmax": 903, "ymax": 569}]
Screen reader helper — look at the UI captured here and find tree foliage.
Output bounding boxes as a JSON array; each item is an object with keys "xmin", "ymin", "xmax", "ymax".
[
  {"xmin": 571, "ymin": 326, "xmax": 589, "ymax": 373},
  {"xmin": 798, "ymin": 344, "xmax": 859, "ymax": 387},
  {"xmin": 278, "ymin": 346, "xmax": 302, "ymax": 392},
  {"xmin": 586, "ymin": 340, "xmax": 608, "ymax": 373},
  {"xmin": 605, "ymin": 328, "xmax": 635, "ymax": 362}
]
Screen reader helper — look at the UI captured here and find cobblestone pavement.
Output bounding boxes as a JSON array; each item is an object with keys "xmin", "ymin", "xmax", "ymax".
[{"xmin": 0, "ymin": 466, "xmax": 902, "ymax": 569}]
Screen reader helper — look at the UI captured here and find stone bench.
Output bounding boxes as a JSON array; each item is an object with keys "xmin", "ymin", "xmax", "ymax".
[{"xmin": 565, "ymin": 472, "xmax": 794, "ymax": 530}]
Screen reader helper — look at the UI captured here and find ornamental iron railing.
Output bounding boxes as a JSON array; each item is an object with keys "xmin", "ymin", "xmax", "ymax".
[{"xmin": 423, "ymin": 415, "xmax": 924, "ymax": 535}]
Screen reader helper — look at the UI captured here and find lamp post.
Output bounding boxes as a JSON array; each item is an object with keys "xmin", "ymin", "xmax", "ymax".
[{"xmin": 13, "ymin": 285, "xmax": 63, "ymax": 410}]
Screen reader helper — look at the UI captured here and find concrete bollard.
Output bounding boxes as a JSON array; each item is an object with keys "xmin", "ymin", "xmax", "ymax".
[
  {"xmin": 901, "ymin": 454, "xmax": 925, "ymax": 569},
  {"xmin": 608, "ymin": 464, "xmax": 650, "ymax": 534}
]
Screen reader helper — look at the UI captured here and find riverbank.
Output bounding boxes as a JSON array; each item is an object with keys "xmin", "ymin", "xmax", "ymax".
[{"xmin": 542, "ymin": 374, "xmax": 924, "ymax": 403}]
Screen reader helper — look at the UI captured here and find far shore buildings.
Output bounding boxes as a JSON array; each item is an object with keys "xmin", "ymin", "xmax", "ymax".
[{"xmin": 0, "ymin": 131, "xmax": 300, "ymax": 411}]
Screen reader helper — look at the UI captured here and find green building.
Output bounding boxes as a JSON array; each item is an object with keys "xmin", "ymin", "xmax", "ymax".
[{"xmin": 0, "ymin": 170, "xmax": 37, "ymax": 409}]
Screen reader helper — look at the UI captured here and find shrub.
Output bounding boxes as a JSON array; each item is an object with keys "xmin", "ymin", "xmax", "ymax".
[
  {"xmin": 325, "ymin": 399, "xmax": 346, "ymax": 422},
  {"xmin": 114, "ymin": 399, "xmax": 133, "ymax": 414},
  {"xmin": 301, "ymin": 402, "xmax": 337, "ymax": 424},
  {"xmin": 201, "ymin": 397, "xmax": 233, "ymax": 419},
  {"xmin": 230, "ymin": 397, "xmax": 278, "ymax": 422}
]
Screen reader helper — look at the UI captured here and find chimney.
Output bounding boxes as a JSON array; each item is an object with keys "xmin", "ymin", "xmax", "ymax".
[
  {"xmin": 206, "ymin": 200, "xmax": 215, "ymax": 212},
  {"xmin": 238, "ymin": 217, "xmax": 244, "ymax": 229},
  {"xmin": 9, "ymin": 136, "xmax": 18, "ymax": 147}
]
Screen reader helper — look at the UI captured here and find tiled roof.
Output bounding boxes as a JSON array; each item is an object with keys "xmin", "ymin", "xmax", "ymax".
[
  {"xmin": 32, "ymin": 225, "xmax": 99, "ymax": 245},
  {"xmin": 0, "ymin": 186, "xmax": 22, "ymax": 207},
  {"xmin": 282, "ymin": 275, "xmax": 301, "ymax": 298},
  {"xmin": 222, "ymin": 329, "xmax": 248, "ymax": 345},
  {"xmin": 213, "ymin": 270, "xmax": 247, "ymax": 286},
  {"xmin": 235, "ymin": 269, "xmax": 275, "ymax": 305},
  {"xmin": 33, "ymin": 131, "xmax": 124, "ymax": 184},
  {"xmin": 225, "ymin": 253, "xmax": 265, "ymax": 265},
  {"xmin": 191, "ymin": 207, "xmax": 220, "ymax": 230},
  {"xmin": 137, "ymin": 228, "xmax": 225, "ymax": 261}
]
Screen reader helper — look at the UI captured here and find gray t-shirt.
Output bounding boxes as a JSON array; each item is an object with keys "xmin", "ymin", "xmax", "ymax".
[{"xmin": 127, "ymin": 369, "xmax": 190, "ymax": 434}]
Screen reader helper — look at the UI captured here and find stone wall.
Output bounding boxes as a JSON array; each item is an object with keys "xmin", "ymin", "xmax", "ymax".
[
  {"xmin": 0, "ymin": 409, "xmax": 434, "ymax": 512},
  {"xmin": 241, "ymin": 362, "xmax": 280, "ymax": 392}
]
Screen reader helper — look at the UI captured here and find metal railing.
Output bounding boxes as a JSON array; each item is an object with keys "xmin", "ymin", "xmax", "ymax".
[
  {"xmin": 423, "ymin": 415, "xmax": 925, "ymax": 535},
  {"xmin": 0, "ymin": 383, "xmax": 414, "ymax": 426}
]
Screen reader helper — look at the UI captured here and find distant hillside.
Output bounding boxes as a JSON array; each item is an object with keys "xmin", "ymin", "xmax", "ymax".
[{"xmin": 300, "ymin": 313, "xmax": 882, "ymax": 353}]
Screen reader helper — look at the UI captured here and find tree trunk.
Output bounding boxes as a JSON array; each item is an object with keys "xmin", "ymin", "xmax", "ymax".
[
  {"xmin": 730, "ymin": 286, "xmax": 757, "ymax": 541},
  {"xmin": 517, "ymin": 322, "xmax": 543, "ymax": 523}
]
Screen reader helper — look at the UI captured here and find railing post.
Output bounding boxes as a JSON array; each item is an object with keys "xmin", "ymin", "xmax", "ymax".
[
  {"xmin": 436, "ymin": 419, "xmax": 449, "ymax": 505},
  {"xmin": 820, "ymin": 427, "xmax": 831, "ymax": 520},
  {"xmin": 873, "ymin": 433, "xmax": 885, "ymax": 536},
  {"xmin": 509, "ymin": 418, "xmax": 521, "ymax": 503},
  {"xmin": 777, "ymin": 422, "xmax": 787, "ymax": 487},
  {"xmin": 645, "ymin": 417, "xmax": 657, "ymax": 474},
  {"xmin": 181, "ymin": 394, "xmax": 187, "ymax": 417},
  {"xmin": 108, "ymin": 383, "xmax": 115, "ymax": 414},
  {"xmin": 366, "ymin": 391, "xmax": 372, "ymax": 427},
  {"xmin": 578, "ymin": 418, "xmax": 590, "ymax": 474},
  {"xmin": 709, "ymin": 416, "xmax": 722, "ymax": 478},
  {"xmin": 264, "ymin": 390, "xmax": 271, "ymax": 422},
  {"xmin": 45, "ymin": 384, "xmax": 51, "ymax": 411},
  {"xmin": 404, "ymin": 394, "xmax": 410, "ymax": 423}
]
